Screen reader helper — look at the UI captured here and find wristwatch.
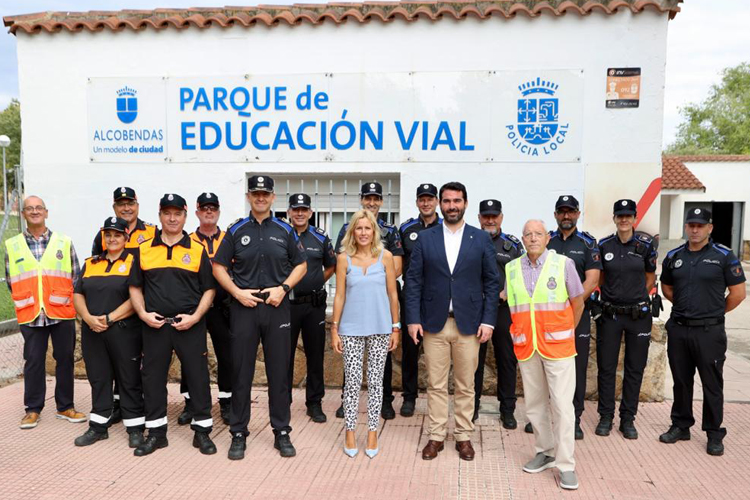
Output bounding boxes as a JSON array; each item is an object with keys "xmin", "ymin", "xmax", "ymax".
[
  {"xmin": 392, "ymin": 322, "xmax": 401, "ymax": 329},
  {"xmin": 281, "ymin": 284, "xmax": 291, "ymax": 293},
  {"xmin": 106, "ymin": 314, "xmax": 113, "ymax": 326}
]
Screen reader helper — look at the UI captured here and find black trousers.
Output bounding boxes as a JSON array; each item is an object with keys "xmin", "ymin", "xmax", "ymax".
[
  {"xmin": 142, "ymin": 319, "xmax": 212, "ymax": 436},
  {"xmin": 180, "ymin": 305, "xmax": 233, "ymax": 401},
  {"xmin": 230, "ymin": 299, "xmax": 292, "ymax": 436},
  {"xmin": 666, "ymin": 319, "xmax": 727, "ymax": 440},
  {"xmin": 596, "ymin": 313, "xmax": 652, "ymax": 420},
  {"xmin": 20, "ymin": 320, "xmax": 75, "ymax": 414},
  {"xmin": 400, "ymin": 293, "xmax": 421, "ymax": 402},
  {"xmin": 82, "ymin": 318, "xmax": 144, "ymax": 432},
  {"xmin": 288, "ymin": 301, "xmax": 326, "ymax": 407},
  {"xmin": 573, "ymin": 309, "xmax": 592, "ymax": 419},
  {"xmin": 473, "ymin": 304, "xmax": 517, "ymax": 413}
]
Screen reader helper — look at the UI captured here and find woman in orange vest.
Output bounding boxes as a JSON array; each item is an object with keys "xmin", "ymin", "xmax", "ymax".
[{"xmin": 73, "ymin": 217, "xmax": 145, "ymax": 448}]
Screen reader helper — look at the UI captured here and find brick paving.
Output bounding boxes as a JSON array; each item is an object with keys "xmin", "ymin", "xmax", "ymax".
[{"xmin": 1, "ymin": 380, "xmax": 750, "ymax": 499}]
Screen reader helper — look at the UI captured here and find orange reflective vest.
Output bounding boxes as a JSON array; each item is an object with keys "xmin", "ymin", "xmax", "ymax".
[
  {"xmin": 5, "ymin": 232, "xmax": 76, "ymax": 324},
  {"xmin": 505, "ymin": 252, "xmax": 576, "ymax": 362}
]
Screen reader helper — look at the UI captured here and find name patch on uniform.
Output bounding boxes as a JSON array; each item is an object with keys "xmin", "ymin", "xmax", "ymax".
[
  {"xmin": 674, "ymin": 259, "xmax": 683, "ymax": 269},
  {"xmin": 269, "ymin": 236, "xmax": 284, "ymax": 243},
  {"xmin": 702, "ymin": 259, "xmax": 721, "ymax": 265},
  {"xmin": 241, "ymin": 235, "xmax": 251, "ymax": 245},
  {"xmin": 604, "ymin": 252, "xmax": 614, "ymax": 261},
  {"xmin": 547, "ymin": 277, "xmax": 557, "ymax": 290},
  {"xmin": 409, "ymin": 233, "xmax": 418, "ymax": 241}
]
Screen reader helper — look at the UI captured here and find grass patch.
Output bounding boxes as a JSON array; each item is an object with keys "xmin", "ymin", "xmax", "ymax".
[{"xmin": 0, "ymin": 214, "xmax": 21, "ymax": 321}]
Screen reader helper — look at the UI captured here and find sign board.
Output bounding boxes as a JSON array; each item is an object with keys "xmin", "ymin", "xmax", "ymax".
[
  {"xmin": 87, "ymin": 70, "xmax": 584, "ymax": 163},
  {"xmin": 605, "ymin": 68, "xmax": 641, "ymax": 109}
]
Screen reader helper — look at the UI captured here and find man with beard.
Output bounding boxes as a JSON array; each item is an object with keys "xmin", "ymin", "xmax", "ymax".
[
  {"xmin": 398, "ymin": 183, "xmax": 442, "ymax": 417},
  {"xmin": 542, "ymin": 195, "xmax": 602, "ymax": 440},
  {"xmin": 406, "ymin": 182, "xmax": 499, "ymax": 461},
  {"xmin": 472, "ymin": 199, "xmax": 523, "ymax": 428}
]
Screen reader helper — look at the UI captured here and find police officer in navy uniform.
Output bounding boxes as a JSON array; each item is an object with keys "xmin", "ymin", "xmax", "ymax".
[
  {"xmin": 546, "ymin": 195, "xmax": 602, "ymax": 440},
  {"xmin": 659, "ymin": 208, "xmax": 746, "ymax": 456},
  {"xmin": 471, "ymin": 199, "xmax": 523, "ymax": 428},
  {"xmin": 333, "ymin": 181, "xmax": 404, "ymax": 419},
  {"xmin": 286, "ymin": 193, "xmax": 336, "ymax": 423},
  {"xmin": 213, "ymin": 175, "xmax": 308, "ymax": 460},
  {"xmin": 177, "ymin": 193, "xmax": 233, "ymax": 426},
  {"xmin": 398, "ymin": 183, "xmax": 442, "ymax": 417},
  {"xmin": 595, "ymin": 199, "xmax": 657, "ymax": 440}
]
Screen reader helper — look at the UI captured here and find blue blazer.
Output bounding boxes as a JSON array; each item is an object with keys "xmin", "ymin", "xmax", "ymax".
[{"xmin": 405, "ymin": 223, "xmax": 500, "ymax": 335}]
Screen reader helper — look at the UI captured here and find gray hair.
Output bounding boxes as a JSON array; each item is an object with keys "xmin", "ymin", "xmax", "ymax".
[{"xmin": 522, "ymin": 219, "xmax": 547, "ymax": 235}]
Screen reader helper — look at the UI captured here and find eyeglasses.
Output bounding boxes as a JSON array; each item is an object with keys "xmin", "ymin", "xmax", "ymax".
[
  {"xmin": 198, "ymin": 205, "xmax": 219, "ymax": 213},
  {"xmin": 523, "ymin": 231, "xmax": 546, "ymax": 240},
  {"xmin": 23, "ymin": 205, "xmax": 46, "ymax": 213},
  {"xmin": 115, "ymin": 200, "xmax": 137, "ymax": 208}
]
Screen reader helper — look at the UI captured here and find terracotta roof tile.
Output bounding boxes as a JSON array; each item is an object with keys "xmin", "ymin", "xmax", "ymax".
[
  {"xmin": 3, "ymin": 1, "xmax": 684, "ymax": 36},
  {"xmin": 662, "ymin": 156, "xmax": 705, "ymax": 191},
  {"xmin": 670, "ymin": 155, "xmax": 750, "ymax": 163}
]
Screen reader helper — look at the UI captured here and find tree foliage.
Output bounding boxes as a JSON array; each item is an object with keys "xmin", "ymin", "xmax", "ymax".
[
  {"xmin": 0, "ymin": 99, "xmax": 21, "ymax": 189},
  {"xmin": 667, "ymin": 62, "xmax": 750, "ymax": 155}
]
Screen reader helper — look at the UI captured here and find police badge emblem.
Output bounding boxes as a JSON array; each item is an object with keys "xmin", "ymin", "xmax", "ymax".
[
  {"xmin": 56, "ymin": 250, "xmax": 63, "ymax": 260},
  {"xmin": 241, "ymin": 235, "xmax": 251, "ymax": 245},
  {"xmin": 182, "ymin": 253, "xmax": 191, "ymax": 264},
  {"xmin": 674, "ymin": 259, "xmax": 683, "ymax": 269},
  {"xmin": 118, "ymin": 264, "xmax": 127, "ymax": 273},
  {"xmin": 547, "ymin": 277, "xmax": 557, "ymax": 290},
  {"xmin": 137, "ymin": 234, "xmax": 146, "ymax": 244},
  {"xmin": 409, "ymin": 233, "xmax": 418, "ymax": 241},
  {"xmin": 604, "ymin": 252, "xmax": 614, "ymax": 261}
]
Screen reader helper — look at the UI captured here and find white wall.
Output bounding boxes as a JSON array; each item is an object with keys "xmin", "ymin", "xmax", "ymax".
[
  {"xmin": 14, "ymin": 10, "xmax": 669, "ymax": 253},
  {"xmin": 666, "ymin": 161, "xmax": 750, "ymax": 239}
]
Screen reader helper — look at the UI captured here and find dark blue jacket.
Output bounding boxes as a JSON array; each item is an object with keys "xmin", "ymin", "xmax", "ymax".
[{"xmin": 405, "ymin": 223, "xmax": 500, "ymax": 335}]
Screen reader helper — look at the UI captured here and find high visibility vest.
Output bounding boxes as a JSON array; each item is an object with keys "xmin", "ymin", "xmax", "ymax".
[
  {"xmin": 505, "ymin": 252, "xmax": 576, "ymax": 362},
  {"xmin": 5, "ymin": 232, "xmax": 76, "ymax": 324}
]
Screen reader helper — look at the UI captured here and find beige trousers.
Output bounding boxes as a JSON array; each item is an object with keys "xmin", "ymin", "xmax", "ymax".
[
  {"xmin": 518, "ymin": 352, "xmax": 577, "ymax": 472},
  {"xmin": 422, "ymin": 318, "xmax": 481, "ymax": 442}
]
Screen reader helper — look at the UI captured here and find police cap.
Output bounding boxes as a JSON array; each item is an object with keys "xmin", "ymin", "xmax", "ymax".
[
  {"xmin": 360, "ymin": 181, "xmax": 383, "ymax": 198},
  {"xmin": 685, "ymin": 207, "xmax": 712, "ymax": 224},
  {"xmin": 197, "ymin": 192, "xmax": 220, "ymax": 207},
  {"xmin": 113, "ymin": 187, "xmax": 136, "ymax": 202},
  {"xmin": 555, "ymin": 195, "xmax": 579, "ymax": 211},
  {"xmin": 101, "ymin": 216, "xmax": 129, "ymax": 234},
  {"xmin": 613, "ymin": 199, "xmax": 637, "ymax": 216},
  {"xmin": 479, "ymin": 199, "xmax": 502, "ymax": 215},
  {"xmin": 289, "ymin": 193, "xmax": 312, "ymax": 209},
  {"xmin": 416, "ymin": 183, "xmax": 438, "ymax": 198},
  {"xmin": 248, "ymin": 175, "xmax": 275, "ymax": 193},
  {"xmin": 159, "ymin": 193, "xmax": 187, "ymax": 210}
]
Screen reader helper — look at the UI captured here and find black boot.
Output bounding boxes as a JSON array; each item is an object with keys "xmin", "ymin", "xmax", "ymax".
[
  {"xmin": 524, "ymin": 422, "xmax": 533, "ymax": 434},
  {"xmin": 380, "ymin": 400, "xmax": 396, "ymax": 420},
  {"xmin": 400, "ymin": 400, "xmax": 416, "ymax": 418},
  {"xmin": 335, "ymin": 404, "xmax": 344, "ymax": 419},
  {"xmin": 306, "ymin": 403, "xmax": 327, "ymax": 423},
  {"xmin": 619, "ymin": 419, "xmax": 638, "ymax": 440},
  {"xmin": 219, "ymin": 398, "xmax": 231, "ymax": 425},
  {"xmin": 228, "ymin": 432, "xmax": 247, "ymax": 461},
  {"xmin": 574, "ymin": 418, "xmax": 584, "ymax": 440},
  {"xmin": 74, "ymin": 428, "xmax": 108, "ymax": 447},
  {"xmin": 707, "ymin": 438, "xmax": 724, "ymax": 456},
  {"xmin": 659, "ymin": 425, "xmax": 691, "ymax": 444},
  {"xmin": 134, "ymin": 435, "xmax": 169, "ymax": 457},
  {"xmin": 472, "ymin": 402, "xmax": 480, "ymax": 423},
  {"xmin": 595, "ymin": 415, "xmax": 613, "ymax": 437},
  {"xmin": 274, "ymin": 432, "xmax": 297, "ymax": 457},
  {"xmin": 127, "ymin": 429, "xmax": 145, "ymax": 449},
  {"xmin": 111, "ymin": 399, "xmax": 122, "ymax": 425},
  {"xmin": 501, "ymin": 411, "xmax": 518, "ymax": 430},
  {"xmin": 177, "ymin": 399, "xmax": 192, "ymax": 426},
  {"xmin": 193, "ymin": 432, "xmax": 217, "ymax": 455}
]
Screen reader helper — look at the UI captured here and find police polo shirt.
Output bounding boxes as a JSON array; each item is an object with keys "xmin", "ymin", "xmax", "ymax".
[
  {"xmin": 548, "ymin": 229, "xmax": 603, "ymax": 283},
  {"xmin": 75, "ymin": 253, "xmax": 135, "ymax": 317},
  {"xmin": 191, "ymin": 228, "xmax": 228, "ymax": 303},
  {"xmin": 293, "ymin": 225, "xmax": 336, "ymax": 295},
  {"xmin": 493, "ymin": 232, "xmax": 524, "ymax": 291},
  {"xmin": 92, "ymin": 218, "xmax": 156, "ymax": 257},
  {"xmin": 598, "ymin": 231, "xmax": 657, "ymax": 304},
  {"xmin": 334, "ymin": 218, "xmax": 404, "ymax": 256},
  {"xmin": 399, "ymin": 216, "xmax": 442, "ymax": 279},
  {"xmin": 128, "ymin": 230, "xmax": 215, "ymax": 317},
  {"xmin": 661, "ymin": 241, "xmax": 746, "ymax": 319},
  {"xmin": 214, "ymin": 216, "xmax": 306, "ymax": 290}
]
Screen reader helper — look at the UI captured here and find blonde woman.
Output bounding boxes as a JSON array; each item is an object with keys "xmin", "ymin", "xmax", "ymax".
[{"xmin": 331, "ymin": 210, "xmax": 400, "ymax": 458}]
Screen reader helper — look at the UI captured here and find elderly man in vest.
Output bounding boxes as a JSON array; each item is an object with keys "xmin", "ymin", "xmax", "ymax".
[
  {"xmin": 5, "ymin": 195, "xmax": 86, "ymax": 429},
  {"xmin": 505, "ymin": 219, "xmax": 584, "ymax": 490}
]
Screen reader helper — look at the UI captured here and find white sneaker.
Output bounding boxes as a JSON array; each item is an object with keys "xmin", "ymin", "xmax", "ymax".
[
  {"xmin": 560, "ymin": 470, "xmax": 579, "ymax": 490},
  {"xmin": 523, "ymin": 452, "xmax": 556, "ymax": 473}
]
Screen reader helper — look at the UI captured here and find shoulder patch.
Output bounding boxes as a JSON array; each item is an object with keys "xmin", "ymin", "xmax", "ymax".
[
  {"xmin": 271, "ymin": 217, "xmax": 293, "ymax": 233},
  {"xmin": 666, "ymin": 243, "xmax": 687, "ymax": 259},
  {"xmin": 548, "ymin": 230, "xmax": 559, "ymax": 239},
  {"xmin": 399, "ymin": 217, "xmax": 418, "ymax": 231},
  {"xmin": 228, "ymin": 217, "xmax": 249, "ymax": 235},
  {"xmin": 578, "ymin": 230, "xmax": 597, "ymax": 247},
  {"xmin": 379, "ymin": 220, "xmax": 396, "ymax": 232},
  {"xmin": 502, "ymin": 233, "xmax": 522, "ymax": 247},
  {"xmin": 310, "ymin": 225, "xmax": 327, "ymax": 243},
  {"xmin": 635, "ymin": 231, "xmax": 653, "ymax": 244},
  {"xmin": 712, "ymin": 243, "xmax": 731, "ymax": 256},
  {"xmin": 598, "ymin": 233, "xmax": 616, "ymax": 246}
]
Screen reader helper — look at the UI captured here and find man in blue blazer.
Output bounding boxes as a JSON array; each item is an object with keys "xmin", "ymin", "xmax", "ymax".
[{"xmin": 406, "ymin": 181, "xmax": 500, "ymax": 461}]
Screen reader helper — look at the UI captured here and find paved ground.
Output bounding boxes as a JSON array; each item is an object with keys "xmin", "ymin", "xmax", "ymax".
[{"xmin": 2, "ymin": 378, "xmax": 750, "ymax": 500}]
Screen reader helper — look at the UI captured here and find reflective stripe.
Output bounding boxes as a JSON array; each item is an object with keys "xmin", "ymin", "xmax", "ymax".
[
  {"xmin": 509, "ymin": 303, "xmax": 531, "ymax": 314},
  {"xmin": 123, "ymin": 416, "xmax": 145, "ymax": 427},
  {"xmin": 9, "ymin": 270, "xmax": 39, "ymax": 284},
  {"xmin": 544, "ymin": 329, "xmax": 574, "ymax": 341},
  {"xmin": 534, "ymin": 302, "xmax": 569, "ymax": 312},
  {"xmin": 41, "ymin": 269, "xmax": 73, "ymax": 279},
  {"xmin": 13, "ymin": 296, "xmax": 35, "ymax": 308},
  {"xmin": 89, "ymin": 413, "xmax": 111, "ymax": 424},
  {"xmin": 218, "ymin": 391, "xmax": 232, "ymax": 399},
  {"xmin": 512, "ymin": 334, "xmax": 527, "ymax": 345},
  {"xmin": 48, "ymin": 295, "xmax": 70, "ymax": 305},
  {"xmin": 145, "ymin": 417, "xmax": 168, "ymax": 428},
  {"xmin": 181, "ymin": 392, "xmax": 190, "ymax": 399},
  {"xmin": 191, "ymin": 417, "xmax": 213, "ymax": 428}
]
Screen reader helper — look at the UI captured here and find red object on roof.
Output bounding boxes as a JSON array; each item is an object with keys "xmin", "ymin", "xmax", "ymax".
[
  {"xmin": 661, "ymin": 156, "xmax": 706, "ymax": 191},
  {"xmin": 3, "ymin": 1, "xmax": 684, "ymax": 36}
]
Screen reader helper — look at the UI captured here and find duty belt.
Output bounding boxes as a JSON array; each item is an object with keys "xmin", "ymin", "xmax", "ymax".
[
  {"xmin": 602, "ymin": 301, "xmax": 650, "ymax": 320},
  {"xmin": 290, "ymin": 288, "xmax": 327, "ymax": 306},
  {"xmin": 252, "ymin": 291, "xmax": 270, "ymax": 301},
  {"xmin": 673, "ymin": 317, "xmax": 724, "ymax": 327}
]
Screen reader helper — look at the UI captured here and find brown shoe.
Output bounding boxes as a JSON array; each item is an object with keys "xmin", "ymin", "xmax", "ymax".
[
  {"xmin": 455, "ymin": 440, "xmax": 475, "ymax": 461},
  {"xmin": 20, "ymin": 412, "xmax": 40, "ymax": 429},
  {"xmin": 56, "ymin": 408, "xmax": 87, "ymax": 423},
  {"xmin": 422, "ymin": 440, "xmax": 445, "ymax": 460}
]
